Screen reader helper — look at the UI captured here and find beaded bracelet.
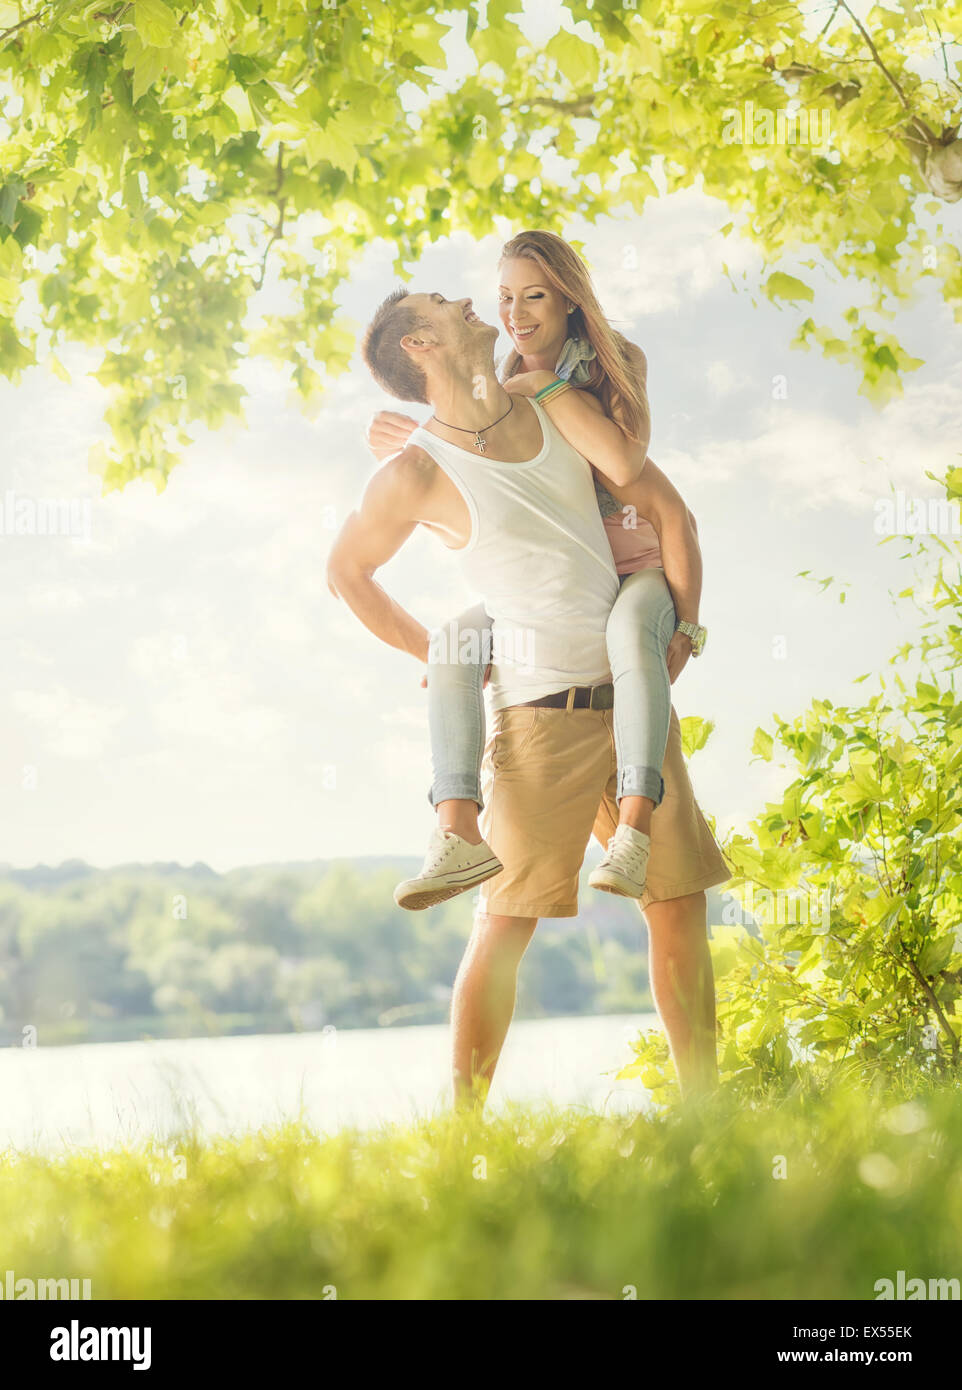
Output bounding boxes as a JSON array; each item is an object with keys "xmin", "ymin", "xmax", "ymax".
[{"xmin": 534, "ymin": 376, "xmax": 572, "ymax": 405}]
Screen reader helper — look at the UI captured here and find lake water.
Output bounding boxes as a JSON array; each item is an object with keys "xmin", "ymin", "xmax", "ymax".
[{"xmin": 0, "ymin": 1012, "xmax": 659, "ymax": 1154}]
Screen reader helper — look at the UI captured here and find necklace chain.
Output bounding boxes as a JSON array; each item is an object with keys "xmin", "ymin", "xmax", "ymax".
[{"xmin": 431, "ymin": 397, "xmax": 514, "ymax": 454}]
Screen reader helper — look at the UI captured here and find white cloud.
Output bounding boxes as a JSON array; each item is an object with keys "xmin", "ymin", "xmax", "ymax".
[
  {"xmin": 9, "ymin": 687, "xmax": 126, "ymax": 760},
  {"xmin": 706, "ymin": 359, "xmax": 751, "ymax": 399},
  {"xmin": 661, "ymin": 375, "xmax": 962, "ymax": 511},
  {"xmin": 23, "ymin": 583, "xmax": 86, "ymax": 611},
  {"xmin": 567, "ymin": 193, "xmax": 762, "ymax": 321},
  {"xmin": 380, "ymin": 705, "xmax": 430, "ymax": 730},
  {"xmin": 150, "ymin": 687, "xmax": 287, "ymax": 748},
  {"xmin": 128, "ymin": 632, "xmax": 195, "ymax": 681}
]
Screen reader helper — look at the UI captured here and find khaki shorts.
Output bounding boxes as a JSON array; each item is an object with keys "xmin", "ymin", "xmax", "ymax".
[{"xmin": 477, "ymin": 704, "xmax": 730, "ymax": 919}]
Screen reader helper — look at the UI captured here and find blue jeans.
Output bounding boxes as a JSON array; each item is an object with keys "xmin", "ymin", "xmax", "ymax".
[
  {"xmin": 424, "ymin": 604, "xmax": 493, "ymax": 809},
  {"xmin": 426, "ymin": 570, "xmax": 676, "ymax": 810}
]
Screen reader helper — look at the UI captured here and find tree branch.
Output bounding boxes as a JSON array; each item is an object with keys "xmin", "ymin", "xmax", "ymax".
[
  {"xmin": 514, "ymin": 95, "xmax": 595, "ymax": 117},
  {"xmin": 2, "ymin": 0, "xmax": 131, "ymax": 42},
  {"xmin": 0, "ymin": 4, "xmax": 48, "ymax": 42},
  {"xmin": 92, "ymin": 3, "xmax": 132, "ymax": 22},
  {"xmin": 253, "ymin": 144, "xmax": 286, "ymax": 292},
  {"xmin": 817, "ymin": 1, "xmax": 842, "ymax": 40},
  {"xmin": 902, "ymin": 950, "xmax": 960, "ymax": 1062},
  {"xmin": 839, "ymin": 0, "xmax": 911, "ymax": 111},
  {"xmin": 271, "ymin": 142, "xmax": 285, "ymax": 199}
]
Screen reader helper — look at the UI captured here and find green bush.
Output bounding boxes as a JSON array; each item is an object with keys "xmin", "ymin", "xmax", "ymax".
[{"xmin": 624, "ymin": 467, "xmax": 962, "ymax": 1096}]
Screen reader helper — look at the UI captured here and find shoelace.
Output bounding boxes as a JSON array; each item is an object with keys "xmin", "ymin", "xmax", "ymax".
[
  {"xmin": 605, "ymin": 834, "xmax": 649, "ymax": 874},
  {"xmin": 421, "ymin": 832, "xmax": 462, "ymax": 873}
]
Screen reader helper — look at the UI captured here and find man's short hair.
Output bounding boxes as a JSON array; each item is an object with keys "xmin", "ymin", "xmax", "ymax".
[{"xmin": 362, "ymin": 288, "xmax": 430, "ymax": 404}]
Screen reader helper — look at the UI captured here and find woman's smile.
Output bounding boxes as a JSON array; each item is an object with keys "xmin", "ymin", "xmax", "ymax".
[{"xmin": 498, "ymin": 254, "xmax": 571, "ymax": 360}]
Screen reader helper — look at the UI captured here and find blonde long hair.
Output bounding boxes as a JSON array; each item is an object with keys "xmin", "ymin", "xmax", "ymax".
[{"xmin": 498, "ymin": 230, "xmax": 647, "ymax": 442}]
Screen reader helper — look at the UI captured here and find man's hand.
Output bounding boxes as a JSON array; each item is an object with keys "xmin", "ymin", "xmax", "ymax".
[
  {"xmin": 502, "ymin": 371, "xmax": 555, "ymax": 396},
  {"xmin": 666, "ymin": 630, "xmax": 692, "ymax": 685},
  {"xmin": 365, "ymin": 409, "xmax": 420, "ymax": 463}
]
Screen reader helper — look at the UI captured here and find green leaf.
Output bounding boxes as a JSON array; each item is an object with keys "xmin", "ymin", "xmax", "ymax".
[
  {"xmin": 404, "ymin": 17, "xmax": 448, "ymax": 69},
  {"xmin": 129, "ymin": 39, "xmax": 169, "ymax": 104},
  {"xmin": 0, "ymin": 321, "xmax": 35, "ymax": 378},
  {"xmin": 186, "ymin": 201, "xmax": 230, "ymax": 228},
  {"xmin": 917, "ymin": 933, "xmax": 955, "ymax": 978},
  {"xmin": 752, "ymin": 727, "xmax": 774, "ymax": 761},
  {"xmin": 874, "ymin": 344, "xmax": 899, "ymax": 372},
  {"xmin": 0, "ymin": 181, "xmax": 26, "ymax": 229},
  {"xmin": 545, "ymin": 30, "xmax": 600, "ymax": 86},
  {"xmin": 680, "ymin": 715, "xmax": 715, "ymax": 758},
  {"xmin": 0, "ymin": 274, "xmax": 20, "ymax": 311},
  {"xmin": 227, "ymin": 54, "xmax": 267, "ymax": 88},
  {"xmin": 305, "ymin": 119, "xmax": 358, "ymax": 177},
  {"xmin": 221, "ymin": 84, "xmax": 256, "ymax": 131},
  {"xmin": 631, "ymin": 33, "xmax": 663, "ymax": 76},
  {"xmin": 472, "ymin": 18, "xmax": 525, "ymax": 73},
  {"xmin": 764, "ymin": 272, "xmax": 815, "ymax": 304},
  {"xmin": 12, "ymin": 203, "xmax": 42, "ymax": 249},
  {"xmin": 134, "ymin": 0, "xmax": 177, "ymax": 49},
  {"xmin": 848, "ymin": 757, "xmax": 884, "ymax": 801}
]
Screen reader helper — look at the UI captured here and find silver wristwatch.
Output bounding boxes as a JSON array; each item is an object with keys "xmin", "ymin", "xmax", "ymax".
[{"xmin": 675, "ymin": 619, "xmax": 707, "ymax": 657}]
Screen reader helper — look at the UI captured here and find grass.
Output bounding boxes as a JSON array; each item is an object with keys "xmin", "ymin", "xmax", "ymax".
[{"xmin": 2, "ymin": 1076, "xmax": 961, "ymax": 1300}]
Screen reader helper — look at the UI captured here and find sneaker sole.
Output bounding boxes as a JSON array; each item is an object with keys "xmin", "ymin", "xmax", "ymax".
[
  {"xmin": 588, "ymin": 871, "xmax": 646, "ymax": 900},
  {"xmin": 394, "ymin": 860, "xmax": 503, "ymax": 912}
]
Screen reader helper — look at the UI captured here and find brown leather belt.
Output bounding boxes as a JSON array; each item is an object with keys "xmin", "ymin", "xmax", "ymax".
[{"xmin": 516, "ymin": 682, "xmax": 614, "ymax": 711}]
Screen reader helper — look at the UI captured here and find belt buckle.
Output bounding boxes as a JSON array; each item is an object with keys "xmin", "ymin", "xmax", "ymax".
[{"xmin": 590, "ymin": 683, "xmax": 614, "ymax": 711}]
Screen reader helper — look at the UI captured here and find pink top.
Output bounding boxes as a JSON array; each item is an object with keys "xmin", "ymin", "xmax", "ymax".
[{"xmin": 604, "ymin": 508, "xmax": 663, "ymax": 575}]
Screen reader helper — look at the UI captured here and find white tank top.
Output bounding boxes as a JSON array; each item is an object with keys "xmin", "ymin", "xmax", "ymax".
[{"xmin": 410, "ymin": 397, "xmax": 620, "ymax": 711}]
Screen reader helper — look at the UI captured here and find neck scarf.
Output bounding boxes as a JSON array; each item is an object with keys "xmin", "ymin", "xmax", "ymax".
[
  {"xmin": 554, "ymin": 336, "xmax": 597, "ymax": 384},
  {"xmin": 551, "ymin": 336, "xmax": 619, "ymax": 513}
]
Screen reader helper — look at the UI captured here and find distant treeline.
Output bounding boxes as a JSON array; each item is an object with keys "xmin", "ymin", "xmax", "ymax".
[{"xmin": 0, "ymin": 858, "xmax": 730, "ymax": 1047}]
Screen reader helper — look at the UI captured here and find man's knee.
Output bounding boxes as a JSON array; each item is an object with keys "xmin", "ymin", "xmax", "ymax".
[
  {"xmin": 642, "ymin": 890, "xmax": 707, "ymax": 934},
  {"xmin": 470, "ymin": 910, "xmax": 538, "ymax": 957}
]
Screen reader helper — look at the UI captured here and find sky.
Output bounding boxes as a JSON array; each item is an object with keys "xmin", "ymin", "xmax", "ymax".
[
  {"xmin": 2, "ymin": 177, "xmax": 960, "ymax": 872},
  {"xmin": 1, "ymin": 0, "xmax": 960, "ymax": 871}
]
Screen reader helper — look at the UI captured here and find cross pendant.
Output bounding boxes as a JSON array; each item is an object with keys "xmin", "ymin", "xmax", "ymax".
[{"xmin": 475, "ymin": 433, "xmax": 486, "ymax": 453}]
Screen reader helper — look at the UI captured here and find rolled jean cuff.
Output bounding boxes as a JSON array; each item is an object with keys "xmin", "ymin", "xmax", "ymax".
[
  {"xmin": 428, "ymin": 775, "xmax": 484, "ymax": 811},
  {"xmin": 617, "ymin": 766, "xmax": 665, "ymax": 806}
]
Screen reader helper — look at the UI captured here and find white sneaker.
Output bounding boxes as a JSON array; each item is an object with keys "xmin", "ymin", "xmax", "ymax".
[
  {"xmin": 394, "ymin": 828, "xmax": 503, "ymax": 911},
  {"xmin": 588, "ymin": 824, "xmax": 651, "ymax": 899}
]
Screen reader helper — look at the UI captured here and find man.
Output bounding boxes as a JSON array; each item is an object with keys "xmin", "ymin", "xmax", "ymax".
[{"xmin": 327, "ymin": 288, "xmax": 729, "ymax": 1104}]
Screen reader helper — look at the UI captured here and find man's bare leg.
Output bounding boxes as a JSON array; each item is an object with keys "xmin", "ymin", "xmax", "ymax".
[
  {"xmin": 642, "ymin": 891, "xmax": 718, "ymax": 1098},
  {"xmin": 450, "ymin": 912, "xmax": 538, "ymax": 1108}
]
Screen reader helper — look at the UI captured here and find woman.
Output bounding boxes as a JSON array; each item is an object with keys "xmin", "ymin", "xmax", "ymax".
[{"xmin": 366, "ymin": 231, "xmax": 706, "ymax": 909}]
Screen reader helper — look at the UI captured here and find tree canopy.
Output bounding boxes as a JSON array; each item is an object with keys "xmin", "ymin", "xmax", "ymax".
[{"xmin": 1, "ymin": 0, "xmax": 960, "ymax": 489}]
